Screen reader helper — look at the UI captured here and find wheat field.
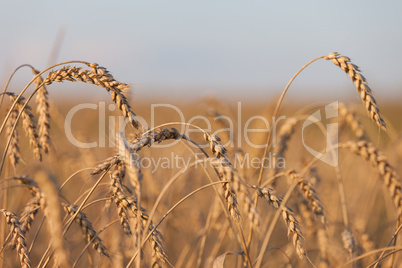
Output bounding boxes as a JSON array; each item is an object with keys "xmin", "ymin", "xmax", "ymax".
[{"xmin": 0, "ymin": 53, "xmax": 402, "ymax": 268}]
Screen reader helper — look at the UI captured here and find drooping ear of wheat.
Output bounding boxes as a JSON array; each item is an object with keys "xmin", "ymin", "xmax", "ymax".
[
  {"xmin": 212, "ymin": 158, "xmax": 259, "ymax": 227},
  {"xmin": 62, "ymin": 203, "xmax": 109, "ymax": 257},
  {"xmin": 32, "ymin": 68, "xmax": 51, "ymax": 154},
  {"xmin": 338, "ymin": 102, "xmax": 367, "ymax": 140},
  {"xmin": 7, "ymin": 93, "xmax": 42, "ymax": 160},
  {"xmin": 257, "ymin": 187, "xmax": 306, "ymax": 259},
  {"xmin": 42, "ymin": 64, "xmax": 139, "ymax": 129},
  {"xmin": 108, "ymin": 162, "xmax": 166, "ymax": 266},
  {"xmin": 5, "ymin": 109, "xmax": 20, "ymax": 167},
  {"xmin": 342, "ymin": 141, "xmax": 402, "ymax": 216},
  {"xmin": 0, "ymin": 209, "xmax": 31, "ymax": 268},
  {"xmin": 324, "ymin": 52, "xmax": 387, "ymax": 130},
  {"xmin": 286, "ymin": 170, "xmax": 326, "ymax": 224}
]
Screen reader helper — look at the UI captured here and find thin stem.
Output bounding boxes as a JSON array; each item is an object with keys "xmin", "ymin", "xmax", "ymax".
[{"xmin": 247, "ymin": 55, "xmax": 326, "ymax": 249}]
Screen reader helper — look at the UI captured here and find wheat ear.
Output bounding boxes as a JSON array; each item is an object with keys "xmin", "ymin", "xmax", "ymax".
[
  {"xmin": 109, "ymin": 162, "xmax": 132, "ymax": 235},
  {"xmin": 118, "ymin": 132, "xmax": 143, "ymax": 195},
  {"xmin": 109, "ymin": 162, "xmax": 166, "ymax": 266},
  {"xmin": 342, "ymin": 141, "xmax": 402, "ymax": 216},
  {"xmin": 286, "ymin": 170, "xmax": 326, "ymax": 224},
  {"xmin": 257, "ymin": 187, "xmax": 306, "ymax": 259},
  {"xmin": 271, "ymin": 117, "xmax": 298, "ymax": 179},
  {"xmin": 0, "ymin": 209, "xmax": 31, "ymax": 268},
  {"xmin": 62, "ymin": 203, "xmax": 109, "ymax": 257},
  {"xmin": 5, "ymin": 109, "xmax": 20, "ymax": 167},
  {"xmin": 212, "ymin": 158, "xmax": 259, "ymax": 228},
  {"xmin": 32, "ymin": 68, "xmax": 51, "ymax": 153},
  {"xmin": 7, "ymin": 93, "xmax": 42, "ymax": 160},
  {"xmin": 91, "ymin": 154, "xmax": 120, "ymax": 175},
  {"xmin": 10, "ymin": 176, "xmax": 42, "ymax": 234},
  {"xmin": 342, "ymin": 228, "xmax": 356, "ymax": 254},
  {"xmin": 324, "ymin": 52, "xmax": 386, "ymax": 129},
  {"xmin": 42, "ymin": 65, "xmax": 139, "ymax": 129},
  {"xmin": 19, "ymin": 197, "xmax": 41, "ymax": 234},
  {"xmin": 338, "ymin": 102, "xmax": 367, "ymax": 140},
  {"xmin": 131, "ymin": 128, "xmax": 182, "ymax": 152}
]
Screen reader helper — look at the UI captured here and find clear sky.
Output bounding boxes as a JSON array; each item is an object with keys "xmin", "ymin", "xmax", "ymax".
[{"xmin": 1, "ymin": 0, "xmax": 401, "ymax": 102}]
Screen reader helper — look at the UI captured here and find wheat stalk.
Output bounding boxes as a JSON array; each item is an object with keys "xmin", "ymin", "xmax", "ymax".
[
  {"xmin": 0, "ymin": 209, "xmax": 31, "ymax": 268},
  {"xmin": 324, "ymin": 52, "xmax": 386, "ymax": 130}
]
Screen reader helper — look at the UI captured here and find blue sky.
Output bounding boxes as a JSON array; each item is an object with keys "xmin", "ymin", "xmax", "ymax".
[{"xmin": 1, "ymin": 1, "xmax": 401, "ymax": 102}]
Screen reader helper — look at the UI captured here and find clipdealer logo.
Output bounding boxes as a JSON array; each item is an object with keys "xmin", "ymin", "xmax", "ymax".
[{"xmin": 302, "ymin": 101, "xmax": 338, "ymax": 167}]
